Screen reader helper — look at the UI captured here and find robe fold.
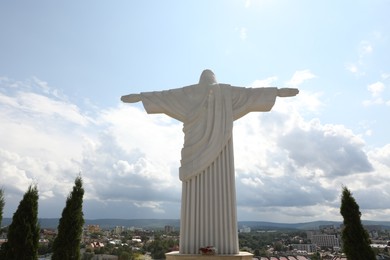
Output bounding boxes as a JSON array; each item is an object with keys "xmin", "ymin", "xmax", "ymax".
[{"xmin": 140, "ymin": 83, "xmax": 278, "ymax": 254}]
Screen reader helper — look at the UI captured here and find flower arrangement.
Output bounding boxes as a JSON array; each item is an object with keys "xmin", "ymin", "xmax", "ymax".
[{"xmin": 199, "ymin": 246, "xmax": 217, "ymax": 255}]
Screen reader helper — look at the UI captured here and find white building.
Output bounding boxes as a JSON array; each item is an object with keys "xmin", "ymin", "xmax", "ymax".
[
  {"xmin": 311, "ymin": 234, "xmax": 340, "ymax": 249},
  {"xmin": 239, "ymin": 226, "xmax": 251, "ymax": 233},
  {"xmin": 114, "ymin": 226, "xmax": 125, "ymax": 235},
  {"xmin": 291, "ymin": 243, "xmax": 317, "ymax": 253}
]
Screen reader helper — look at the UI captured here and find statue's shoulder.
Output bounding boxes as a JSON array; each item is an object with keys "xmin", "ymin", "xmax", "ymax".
[
  {"xmin": 229, "ymin": 85, "xmax": 246, "ymax": 93},
  {"xmin": 182, "ymin": 84, "xmax": 198, "ymax": 90},
  {"xmin": 162, "ymin": 84, "xmax": 197, "ymax": 94},
  {"xmin": 219, "ymin": 83, "xmax": 231, "ymax": 88}
]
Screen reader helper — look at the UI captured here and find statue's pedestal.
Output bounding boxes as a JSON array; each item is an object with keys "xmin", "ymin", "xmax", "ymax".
[{"xmin": 166, "ymin": 251, "xmax": 253, "ymax": 260}]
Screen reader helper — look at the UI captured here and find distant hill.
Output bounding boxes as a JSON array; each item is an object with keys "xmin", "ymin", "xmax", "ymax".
[
  {"xmin": 238, "ymin": 220, "xmax": 342, "ymax": 230},
  {"xmin": 83, "ymin": 219, "xmax": 181, "ymax": 230},
  {"xmin": 1, "ymin": 218, "xmax": 181, "ymax": 230},
  {"xmin": 239, "ymin": 220, "xmax": 390, "ymax": 230},
  {"xmin": 2, "ymin": 218, "xmax": 390, "ymax": 230}
]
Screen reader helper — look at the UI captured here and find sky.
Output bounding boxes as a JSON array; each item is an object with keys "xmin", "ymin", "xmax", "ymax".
[{"xmin": 0, "ymin": 0, "xmax": 389, "ymax": 223}]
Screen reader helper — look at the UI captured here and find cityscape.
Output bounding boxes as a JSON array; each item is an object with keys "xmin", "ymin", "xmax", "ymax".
[
  {"xmin": 1, "ymin": 1, "xmax": 390, "ymax": 260},
  {"xmin": 1, "ymin": 218, "xmax": 390, "ymax": 259}
]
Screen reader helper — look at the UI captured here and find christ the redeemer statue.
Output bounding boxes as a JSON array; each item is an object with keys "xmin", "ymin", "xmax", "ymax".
[{"xmin": 121, "ymin": 70, "xmax": 298, "ymax": 255}]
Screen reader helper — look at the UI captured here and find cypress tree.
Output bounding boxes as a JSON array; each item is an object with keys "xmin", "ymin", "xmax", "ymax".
[
  {"xmin": 0, "ymin": 184, "xmax": 39, "ymax": 260},
  {"xmin": 340, "ymin": 186, "xmax": 376, "ymax": 260},
  {"xmin": 0, "ymin": 188, "xmax": 4, "ymax": 229},
  {"xmin": 52, "ymin": 176, "xmax": 85, "ymax": 260}
]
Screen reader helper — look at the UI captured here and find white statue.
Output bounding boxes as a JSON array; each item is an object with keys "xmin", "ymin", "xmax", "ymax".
[{"xmin": 121, "ymin": 70, "xmax": 298, "ymax": 255}]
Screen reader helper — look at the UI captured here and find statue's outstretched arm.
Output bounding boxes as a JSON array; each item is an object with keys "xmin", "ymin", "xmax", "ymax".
[
  {"xmin": 121, "ymin": 94, "xmax": 142, "ymax": 103},
  {"xmin": 277, "ymin": 88, "xmax": 299, "ymax": 97}
]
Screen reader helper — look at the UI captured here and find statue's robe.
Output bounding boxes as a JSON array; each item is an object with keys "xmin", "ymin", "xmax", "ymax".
[{"xmin": 140, "ymin": 83, "xmax": 278, "ymax": 254}]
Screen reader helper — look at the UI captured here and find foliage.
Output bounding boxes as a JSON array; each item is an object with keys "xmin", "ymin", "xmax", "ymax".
[
  {"xmin": 133, "ymin": 252, "xmax": 145, "ymax": 260},
  {"xmin": 52, "ymin": 176, "xmax": 85, "ymax": 260},
  {"xmin": 340, "ymin": 186, "xmax": 376, "ymax": 260},
  {"xmin": 119, "ymin": 251, "xmax": 132, "ymax": 260},
  {"xmin": 89, "ymin": 231, "xmax": 103, "ymax": 239},
  {"xmin": 239, "ymin": 230, "xmax": 305, "ymax": 254},
  {"xmin": 82, "ymin": 252, "xmax": 95, "ymax": 260},
  {"xmin": 310, "ymin": 252, "xmax": 321, "ymax": 260},
  {"xmin": 0, "ymin": 188, "xmax": 4, "ymax": 229},
  {"xmin": 107, "ymin": 244, "xmax": 134, "ymax": 258},
  {"xmin": 0, "ymin": 184, "xmax": 40, "ymax": 259},
  {"xmin": 144, "ymin": 234, "xmax": 178, "ymax": 259},
  {"xmin": 38, "ymin": 240, "xmax": 53, "ymax": 256},
  {"xmin": 273, "ymin": 241, "xmax": 285, "ymax": 252}
]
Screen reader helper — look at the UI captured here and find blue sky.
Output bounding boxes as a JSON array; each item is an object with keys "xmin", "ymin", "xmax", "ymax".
[{"xmin": 0, "ymin": 0, "xmax": 389, "ymax": 223}]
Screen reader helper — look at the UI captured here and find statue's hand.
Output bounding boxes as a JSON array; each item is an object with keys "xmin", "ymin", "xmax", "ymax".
[
  {"xmin": 121, "ymin": 94, "xmax": 142, "ymax": 103},
  {"xmin": 277, "ymin": 88, "xmax": 299, "ymax": 97}
]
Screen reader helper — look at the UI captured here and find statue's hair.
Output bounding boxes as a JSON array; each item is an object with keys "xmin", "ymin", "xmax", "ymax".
[{"xmin": 199, "ymin": 69, "xmax": 217, "ymax": 85}]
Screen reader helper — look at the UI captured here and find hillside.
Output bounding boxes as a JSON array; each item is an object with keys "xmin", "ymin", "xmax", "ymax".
[{"xmin": 2, "ymin": 218, "xmax": 390, "ymax": 230}]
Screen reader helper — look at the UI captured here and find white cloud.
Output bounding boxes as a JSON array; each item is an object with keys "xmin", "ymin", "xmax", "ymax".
[
  {"xmin": 368, "ymin": 81, "xmax": 385, "ymax": 97},
  {"xmin": 0, "ymin": 78, "xmax": 93, "ymax": 160},
  {"xmin": 241, "ymin": 177, "xmax": 264, "ymax": 188},
  {"xmin": 381, "ymin": 73, "xmax": 390, "ymax": 80},
  {"xmin": 239, "ymin": 27, "xmax": 248, "ymax": 41},
  {"xmin": 236, "ymin": 27, "xmax": 248, "ymax": 41},
  {"xmin": 100, "ymin": 105, "xmax": 182, "ymax": 170},
  {"xmin": 346, "ymin": 40, "xmax": 374, "ymax": 75},
  {"xmin": 368, "ymin": 144, "xmax": 390, "ymax": 167},
  {"xmin": 359, "ymin": 40, "xmax": 373, "ymax": 56},
  {"xmin": 287, "ymin": 70, "xmax": 316, "ymax": 87},
  {"xmin": 17, "ymin": 92, "xmax": 90, "ymax": 126},
  {"xmin": 251, "ymin": 76, "xmax": 278, "ymax": 88},
  {"xmin": 292, "ymin": 90, "xmax": 323, "ymax": 114},
  {"xmin": 362, "ymin": 98, "xmax": 383, "ymax": 106},
  {"xmin": 232, "ymin": 92, "xmax": 384, "ymax": 221},
  {"xmin": 1, "ymin": 76, "xmax": 390, "ymax": 222},
  {"xmin": 345, "ymin": 63, "xmax": 359, "ymax": 74},
  {"xmin": 134, "ymin": 201, "xmax": 165, "ymax": 213},
  {"xmin": 363, "ymin": 81, "xmax": 386, "ymax": 106}
]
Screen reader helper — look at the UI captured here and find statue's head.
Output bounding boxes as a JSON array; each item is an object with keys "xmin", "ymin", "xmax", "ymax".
[{"xmin": 199, "ymin": 69, "xmax": 217, "ymax": 85}]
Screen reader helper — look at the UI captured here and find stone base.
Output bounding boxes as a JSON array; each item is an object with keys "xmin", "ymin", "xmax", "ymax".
[{"xmin": 166, "ymin": 251, "xmax": 253, "ymax": 260}]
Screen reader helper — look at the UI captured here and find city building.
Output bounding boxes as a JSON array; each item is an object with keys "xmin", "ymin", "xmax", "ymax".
[
  {"xmin": 290, "ymin": 243, "xmax": 317, "ymax": 253},
  {"xmin": 310, "ymin": 234, "xmax": 340, "ymax": 249},
  {"xmin": 165, "ymin": 225, "xmax": 174, "ymax": 233},
  {"xmin": 87, "ymin": 225, "xmax": 101, "ymax": 233},
  {"xmin": 239, "ymin": 226, "xmax": 251, "ymax": 233},
  {"xmin": 114, "ymin": 226, "xmax": 125, "ymax": 235}
]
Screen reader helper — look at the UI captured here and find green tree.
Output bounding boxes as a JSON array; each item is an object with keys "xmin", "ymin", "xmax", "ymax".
[
  {"xmin": 120, "ymin": 251, "xmax": 131, "ymax": 260},
  {"xmin": 52, "ymin": 176, "xmax": 85, "ymax": 260},
  {"xmin": 0, "ymin": 184, "xmax": 39, "ymax": 260},
  {"xmin": 0, "ymin": 188, "xmax": 4, "ymax": 228},
  {"xmin": 82, "ymin": 251, "xmax": 94, "ymax": 260},
  {"xmin": 340, "ymin": 186, "xmax": 376, "ymax": 260},
  {"xmin": 149, "ymin": 238, "xmax": 166, "ymax": 259},
  {"xmin": 310, "ymin": 252, "xmax": 321, "ymax": 260},
  {"xmin": 145, "ymin": 234, "xmax": 178, "ymax": 259},
  {"xmin": 273, "ymin": 241, "xmax": 284, "ymax": 252}
]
